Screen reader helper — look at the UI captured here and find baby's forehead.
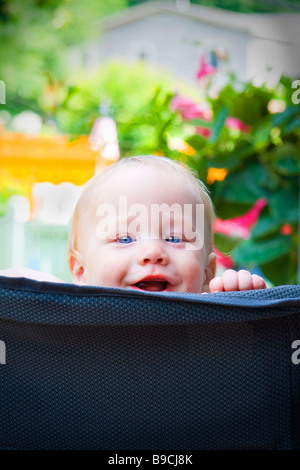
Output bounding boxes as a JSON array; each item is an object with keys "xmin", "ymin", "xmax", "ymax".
[
  {"xmin": 76, "ymin": 162, "xmax": 211, "ymax": 237},
  {"xmin": 90, "ymin": 164, "xmax": 202, "ymax": 203}
]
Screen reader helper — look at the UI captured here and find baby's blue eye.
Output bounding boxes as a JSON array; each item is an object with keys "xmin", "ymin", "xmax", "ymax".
[
  {"xmin": 165, "ymin": 235, "xmax": 181, "ymax": 243},
  {"xmin": 118, "ymin": 235, "xmax": 134, "ymax": 244}
]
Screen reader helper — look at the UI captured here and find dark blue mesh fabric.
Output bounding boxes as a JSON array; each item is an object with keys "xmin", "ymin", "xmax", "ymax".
[{"xmin": 0, "ymin": 276, "xmax": 300, "ymax": 449}]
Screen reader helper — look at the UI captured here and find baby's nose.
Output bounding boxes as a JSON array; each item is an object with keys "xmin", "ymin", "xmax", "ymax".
[{"xmin": 138, "ymin": 240, "xmax": 169, "ymax": 266}]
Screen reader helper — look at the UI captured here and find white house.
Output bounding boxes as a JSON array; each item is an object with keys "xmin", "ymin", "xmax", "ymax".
[{"xmin": 69, "ymin": 1, "xmax": 300, "ymax": 86}]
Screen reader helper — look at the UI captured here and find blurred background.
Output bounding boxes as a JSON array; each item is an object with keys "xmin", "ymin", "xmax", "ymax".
[{"xmin": 0, "ymin": 0, "xmax": 300, "ymax": 285}]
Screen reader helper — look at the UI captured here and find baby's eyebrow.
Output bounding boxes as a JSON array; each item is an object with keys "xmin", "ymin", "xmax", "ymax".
[
  {"xmin": 116, "ymin": 215, "xmax": 138, "ymax": 225},
  {"xmin": 116, "ymin": 213, "xmax": 189, "ymax": 223}
]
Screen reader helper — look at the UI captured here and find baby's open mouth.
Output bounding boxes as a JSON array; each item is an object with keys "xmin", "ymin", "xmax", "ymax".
[{"xmin": 133, "ymin": 280, "xmax": 169, "ymax": 292}]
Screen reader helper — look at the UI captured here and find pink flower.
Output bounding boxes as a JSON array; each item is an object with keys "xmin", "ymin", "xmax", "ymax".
[
  {"xmin": 195, "ymin": 126, "xmax": 211, "ymax": 138},
  {"xmin": 214, "ymin": 247, "xmax": 234, "ymax": 269},
  {"xmin": 196, "ymin": 55, "xmax": 217, "ymax": 80},
  {"xmin": 213, "ymin": 198, "xmax": 267, "ymax": 239},
  {"xmin": 229, "ymin": 198, "xmax": 267, "ymax": 228},
  {"xmin": 170, "ymin": 94, "xmax": 212, "ymax": 121},
  {"xmin": 214, "ymin": 219, "xmax": 250, "ymax": 239},
  {"xmin": 225, "ymin": 117, "xmax": 251, "ymax": 133}
]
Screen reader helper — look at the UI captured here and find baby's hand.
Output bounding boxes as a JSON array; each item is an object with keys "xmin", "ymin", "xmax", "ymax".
[{"xmin": 209, "ymin": 269, "xmax": 266, "ymax": 293}]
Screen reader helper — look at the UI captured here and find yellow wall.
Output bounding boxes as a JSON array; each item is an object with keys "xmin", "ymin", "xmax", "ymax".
[{"xmin": 0, "ymin": 129, "xmax": 111, "ymax": 186}]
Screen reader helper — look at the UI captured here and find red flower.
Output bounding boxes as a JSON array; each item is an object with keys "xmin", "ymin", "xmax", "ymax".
[
  {"xmin": 195, "ymin": 126, "xmax": 211, "ymax": 138},
  {"xmin": 214, "ymin": 198, "xmax": 267, "ymax": 239},
  {"xmin": 196, "ymin": 55, "xmax": 217, "ymax": 80},
  {"xmin": 225, "ymin": 117, "xmax": 251, "ymax": 133},
  {"xmin": 214, "ymin": 219, "xmax": 250, "ymax": 239},
  {"xmin": 170, "ymin": 94, "xmax": 212, "ymax": 121},
  {"xmin": 280, "ymin": 224, "xmax": 292, "ymax": 235}
]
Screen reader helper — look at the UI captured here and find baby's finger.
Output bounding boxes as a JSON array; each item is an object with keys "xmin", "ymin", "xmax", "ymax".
[
  {"xmin": 209, "ymin": 276, "xmax": 224, "ymax": 293},
  {"xmin": 252, "ymin": 274, "xmax": 267, "ymax": 290},
  {"xmin": 222, "ymin": 269, "xmax": 238, "ymax": 292},
  {"xmin": 237, "ymin": 269, "xmax": 253, "ymax": 291}
]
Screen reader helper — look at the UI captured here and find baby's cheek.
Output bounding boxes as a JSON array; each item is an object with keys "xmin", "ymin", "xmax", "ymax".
[
  {"xmin": 95, "ymin": 258, "xmax": 127, "ymax": 287},
  {"xmin": 184, "ymin": 255, "xmax": 205, "ymax": 292}
]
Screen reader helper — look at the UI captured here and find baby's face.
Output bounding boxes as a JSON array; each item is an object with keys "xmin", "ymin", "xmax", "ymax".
[{"xmin": 72, "ymin": 166, "xmax": 215, "ymax": 293}]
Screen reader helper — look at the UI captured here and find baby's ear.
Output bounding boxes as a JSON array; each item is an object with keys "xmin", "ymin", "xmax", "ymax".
[
  {"xmin": 68, "ymin": 252, "xmax": 87, "ymax": 285},
  {"xmin": 202, "ymin": 252, "xmax": 217, "ymax": 292}
]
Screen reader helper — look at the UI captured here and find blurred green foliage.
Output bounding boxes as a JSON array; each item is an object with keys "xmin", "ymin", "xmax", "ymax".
[
  {"xmin": 190, "ymin": 0, "xmax": 300, "ymax": 13},
  {"xmin": 0, "ymin": 0, "xmax": 128, "ymax": 113},
  {"xmin": 52, "ymin": 61, "xmax": 188, "ymax": 157},
  {"xmin": 128, "ymin": 0, "xmax": 300, "ymax": 12}
]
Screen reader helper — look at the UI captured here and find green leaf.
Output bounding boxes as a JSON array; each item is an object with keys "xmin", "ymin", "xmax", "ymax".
[
  {"xmin": 253, "ymin": 124, "xmax": 271, "ymax": 150},
  {"xmin": 162, "ymin": 92, "xmax": 176, "ymax": 107},
  {"xmin": 268, "ymin": 185, "xmax": 299, "ymax": 223},
  {"xmin": 233, "ymin": 234, "xmax": 293, "ymax": 266},
  {"xmin": 214, "ymin": 232, "xmax": 240, "ymax": 253},
  {"xmin": 209, "ymin": 106, "xmax": 229, "ymax": 144},
  {"xmin": 251, "ymin": 215, "xmax": 282, "ymax": 239},
  {"xmin": 271, "ymin": 106, "xmax": 299, "ymax": 127},
  {"xmin": 260, "ymin": 253, "xmax": 296, "ymax": 286},
  {"xmin": 189, "ymin": 118, "xmax": 213, "ymax": 128},
  {"xmin": 271, "ymin": 143, "xmax": 300, "ymax": 175},
  {"xmin": 207, "ymin": 152, "xmax": 249, "ymax": 171},
  {"xmin": 279, "ymin": 75, "xmax": 293, "ymax": 89},
  {"xmin": 186, "ymin": 134, "xmax": 211, "ymax": 149},
  {"xmin": 282, "ymin": 117, "xmax": 300, "ymax": 135},
  {"xmin": 213, "ymin": 201, "xmax": 253, "ymax": 220},
  {"xmin": 215, "ymin": 160, "xmax": 274, "ymax": 204}
]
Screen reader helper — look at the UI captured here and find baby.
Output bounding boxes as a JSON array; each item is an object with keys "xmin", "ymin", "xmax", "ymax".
[
  {"xmin": 67, "ymin": 155, "xmax": 265, "ymax": 293},
  {"xmin": 0, "ymin": 155, "xmax": 266, "ymax": 293}
]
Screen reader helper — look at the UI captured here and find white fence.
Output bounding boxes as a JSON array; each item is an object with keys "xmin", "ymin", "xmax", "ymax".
[{"xmin": 0, "ymin": 208, "xmax": 71, "ymax": 282}]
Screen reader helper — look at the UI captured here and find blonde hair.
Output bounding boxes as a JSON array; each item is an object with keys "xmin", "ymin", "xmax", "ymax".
[{"xmin": 67, "ymin": 155, "xmax": 215, "ymax": 270}]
